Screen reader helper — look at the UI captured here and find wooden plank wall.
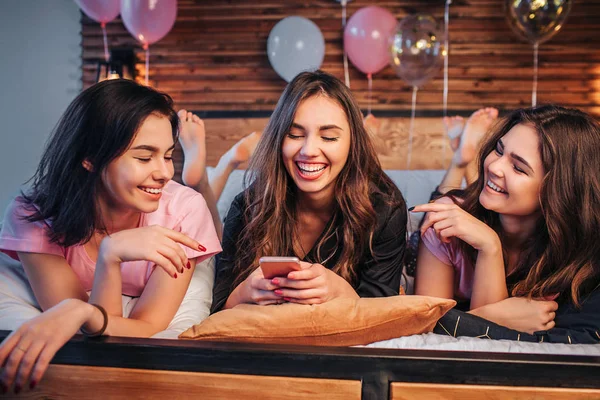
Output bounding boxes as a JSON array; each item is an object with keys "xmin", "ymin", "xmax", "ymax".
[{"xmin": 80, "ymin": 0, "xmax": 600, "ymax": 171}]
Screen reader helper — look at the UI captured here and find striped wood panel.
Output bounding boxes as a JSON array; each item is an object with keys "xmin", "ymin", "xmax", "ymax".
[
  {"xmin": 80, "ymin": 0, "xmax": 600, "ymax": 173},
  {"xmin": 80, "ymin": 0, "xmax": 600, "ymax": 114},
  {"xmin": 196, "ymin": 116, "xmax": 453, "ymax": 170}
]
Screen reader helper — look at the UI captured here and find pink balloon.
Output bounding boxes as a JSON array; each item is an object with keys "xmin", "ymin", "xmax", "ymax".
[
  {"xmin": 121, "ymin": 0, "xmax": 177, "ymax": 48},
  {"xmin": 344, "ymin": 6, "xmax": 397, "ymax": 76},
  {"xmin": 75, "ymin": 0, "xmax": 120, "ymax": 24}
]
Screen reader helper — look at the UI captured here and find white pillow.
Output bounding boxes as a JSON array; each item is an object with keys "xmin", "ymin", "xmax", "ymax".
[{"xmin": 0, "ymin": 252, "xmax": 42, "ymax": 330}]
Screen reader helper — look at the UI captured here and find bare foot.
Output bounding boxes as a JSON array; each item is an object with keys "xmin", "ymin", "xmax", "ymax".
[
  {"xmin": 443, "ymin": 116, "xmax": 465, "ymax": 152},
  {"xmin": 453, "ymin": 107, "xmax": 498, "ymax": 167},
  {"xmin": 222, "ymin": 131, "xmax": 261, "ymax": 169},
  {"xmin": 178, "ymin": 109, "xmax": 206, "ymax": 187}
]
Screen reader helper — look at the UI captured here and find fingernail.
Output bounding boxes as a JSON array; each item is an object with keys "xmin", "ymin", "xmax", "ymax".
[
  {"xmin": 187, "ymin": 261, "xmax": 191, "ymax": 269},
  {"xmin": 408, "ymin": 206, "xmax": 415, "ymax": 212},
  {"xmin": 30, "ymin": 381, "xmax": 36, "ymax": 390},
  {"xmin": 271, "ymin": 278, "xmax": 280, "ymax": 285},
  {"xmin": 174, "ymin": 273, "xmax": 178, "ymax": 279},
  {"xmin": 283, "ymin": 297, "xmax": 291, "ymax": 301},
  {"xmin": 198, "ymin": 244, "xmax": 206, "ymax": 252},
  {"xmin": 274, "ymin": 289, "xmax": 283, "ymax": 296},
  {"xmin": 14, "ymin": 385, "xmax": 21, "ymax": 394}
]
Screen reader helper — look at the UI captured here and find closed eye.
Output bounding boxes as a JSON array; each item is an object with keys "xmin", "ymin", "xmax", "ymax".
[
  {"xmin": 322, "ymin": 137, "xmax": 338, "ymax": 142},
  {"xmin": 495, "ymin": 141, "xmax": 503, "ymax": 155},
  {"xmin": 287, "ymin": 133, "xmax": 303, "ymax": 139},
  {"xmin": 513, "ymin": 165, "xmax": 525, "ymax": 174}
]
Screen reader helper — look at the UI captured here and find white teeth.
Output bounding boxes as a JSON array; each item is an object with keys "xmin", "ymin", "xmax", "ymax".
[
  {"xmin": 141, "ymin": 187, "xmax": 162, "ymax": 194},
  {"xmin": 487, "ymin": 180, "xmax": 506, "ymax": 194},
  {"xmin": 297, "ymin": 162, "xmax": 326, "ymax": 173}
]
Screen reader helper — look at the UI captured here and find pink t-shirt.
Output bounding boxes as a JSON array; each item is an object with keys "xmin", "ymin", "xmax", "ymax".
[
  {"xmin": 419, "ymin": 196, "xmax": 474, "ymax": 301},
  {"xmin": 0, "ymin": 180, "xmax": 222, "ymax": 297}
]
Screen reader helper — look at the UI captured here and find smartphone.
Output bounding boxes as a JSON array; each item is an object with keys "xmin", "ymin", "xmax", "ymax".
[{"xmin": 259, "ymin": 256, "xmax": 302, "ymax": 279}]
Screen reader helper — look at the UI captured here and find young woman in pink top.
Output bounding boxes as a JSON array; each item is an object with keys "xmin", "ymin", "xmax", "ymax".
[
  {"xmin": 0, "ymin": 79, "xmax": 221, "ymax": 393},
  {"xmin": 414, "ymin": 105, "xmax": 600, "ymax": 344}
]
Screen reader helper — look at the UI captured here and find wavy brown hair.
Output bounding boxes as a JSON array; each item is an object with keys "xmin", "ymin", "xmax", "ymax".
[
  {"xmin": 232, "ymin": 70, "xmax": 405, "ymax": 287},
  {"xmin": 446, "ymin": 105, "xmax": 600, "ymax": 307}
]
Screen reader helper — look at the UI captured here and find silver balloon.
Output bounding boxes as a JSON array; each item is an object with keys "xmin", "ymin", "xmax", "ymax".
[
  {"xmin": 389, "ymin": 14, "xmax": 444, "ymax": 88},
  {"xmin": 505, "ymin": 0, "xmax": 572, "ymax": 45},
  {"xmin": 267, "ymin": 16, "xmax": 325, "ymax": 82}
]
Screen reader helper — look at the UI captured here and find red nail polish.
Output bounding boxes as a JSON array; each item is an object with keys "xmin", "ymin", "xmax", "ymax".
[
  {"xmin": 30, "ymin": 381, "xmax": 36, "ymax": 390},
  {"xmin": 187, "ymin": 261, "xmax": 191, "ymax": 269},
  {"xmin": 174, "ymin": 273, "xmax": 178, "ymax": 279},
  {"xmin": 274, "ymin": 289, "xmax": 283, "ymax": 295},
  {"xmin": 283, "ymin": 297, "xmax": 291, "ymax": 301},
  {"xmin": 271, "ymin": 278, "xmax": 280, "ymax": 285},
  {"xmin": 198, "ymin": 244, "xmax": 206, "ymax": 252}
]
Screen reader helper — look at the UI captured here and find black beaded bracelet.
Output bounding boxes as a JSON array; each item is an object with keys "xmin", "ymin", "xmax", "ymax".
[{"xmin": 80, "ymin": 303, "xmax": 108, "ymax": 337}]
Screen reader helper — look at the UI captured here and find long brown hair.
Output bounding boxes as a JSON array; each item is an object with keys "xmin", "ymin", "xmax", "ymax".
[
  {"xmin": 232, "ymin": 70, "xmax": 405, "ymax": 287},
  {"xmin": 447, "ymin": 105, "xmax": 600, "ymax": 306}
]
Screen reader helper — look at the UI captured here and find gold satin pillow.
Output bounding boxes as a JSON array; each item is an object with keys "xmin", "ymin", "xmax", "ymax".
[{"xmin": 179, "ymin": 295, "xmax": 456, "ymax": 346}]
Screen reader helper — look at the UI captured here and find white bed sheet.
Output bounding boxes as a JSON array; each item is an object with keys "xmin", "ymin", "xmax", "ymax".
[{"xmin": 365, "ymin": 332, "xmax": 600, "ymax": 355}]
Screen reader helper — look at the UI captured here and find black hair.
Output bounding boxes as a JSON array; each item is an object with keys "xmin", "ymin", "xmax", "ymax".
[{"xmin": 22, "ymin": 79, "xmax": 179, "ymax": 247}]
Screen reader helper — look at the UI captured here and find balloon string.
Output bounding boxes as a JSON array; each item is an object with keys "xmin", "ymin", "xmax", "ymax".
[
  {"xmin": 407, "ymin": 86, "xmax": 418, "ymax": 170},
  {"xmin": 532, "ymin": 42, "xmax": 539, "ymax": 107},
  {"xmin": 443, "ymin": 0, "xmax": 452, "ymax": 168},
  {"xmin": 101, "ymin": 23, "xmax": 109, "ymax": 63},
  {"xmin": 443, "ymin": 0, "xmax": 451, "ymax": 120},
  {"xmin": 144, "ymin": 45, "xmax": 149, "ymax": 86},
  {"xmin": 341, "ymin": 0, "xmax": 350, "ymax": 88},
  {"xmin": 367, "ymin": 73, "xmax": 372, "ymax": 116}
]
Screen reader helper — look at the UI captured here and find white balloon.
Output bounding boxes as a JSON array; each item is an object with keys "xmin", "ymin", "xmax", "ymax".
[{"xmin": 267, "ymin": 16, "xmax": 325, "ymax": 82}]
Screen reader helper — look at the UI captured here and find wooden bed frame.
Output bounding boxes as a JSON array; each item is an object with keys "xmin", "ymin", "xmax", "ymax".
[{"xmin": 1, "ymin": 331, "xmax": 599, "ymax": 399}]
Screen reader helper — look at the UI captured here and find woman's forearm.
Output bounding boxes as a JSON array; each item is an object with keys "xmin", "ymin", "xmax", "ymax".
[
  {"xmin": 470, "ymin": 244, "xmax": 508, "ymax": 310},
  {"xmin": 77, "ymin": 300, "xmax": 168, "ymax": 338},
  {"xmin": 89, "ymin": 253, "xmax": 124, "ymax": 317},
  {"xmin": 224, "ymin": 280, "xmax": 248, "ymax": 310}
]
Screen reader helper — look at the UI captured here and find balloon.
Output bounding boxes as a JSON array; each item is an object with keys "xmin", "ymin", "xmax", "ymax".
[
  {"xmin": 121, "ymin": 0, "xmax": 177, "ymax": 48},
  {"xmin": 75, "ymin": 0, "xmax": 120, "ymax": 24},
  {"xmin": 344, "ymin": 6, "xmax": 397, "ymax": 76},
  {"xmin": 505, "ymin": 0, "xmax": 572, "ymax": 45},
  {"xmin": 267, "ymin": 16, "xmax": 325, "ymax": 82},
  {"xmin": 389, "ymin": 14, "xmax": 444, "ymax": 88}
]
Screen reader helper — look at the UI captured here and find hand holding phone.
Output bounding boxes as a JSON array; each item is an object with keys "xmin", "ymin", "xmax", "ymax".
[{"xmin": 259, "ymin": 256, "xmax": 302, "ymax": 279}]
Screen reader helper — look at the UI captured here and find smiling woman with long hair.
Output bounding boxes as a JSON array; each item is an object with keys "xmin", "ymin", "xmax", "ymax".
[
  {"xmin": 0, "ymin": 80, "xmax": 221, "ymax": 392},
  {"xmin": 211, "ymin": 71, "xmax": 407, "ymax": 312},
  {"xmin": 414, "ymin": 105, "xmax": 600, "ymax": 343}
]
